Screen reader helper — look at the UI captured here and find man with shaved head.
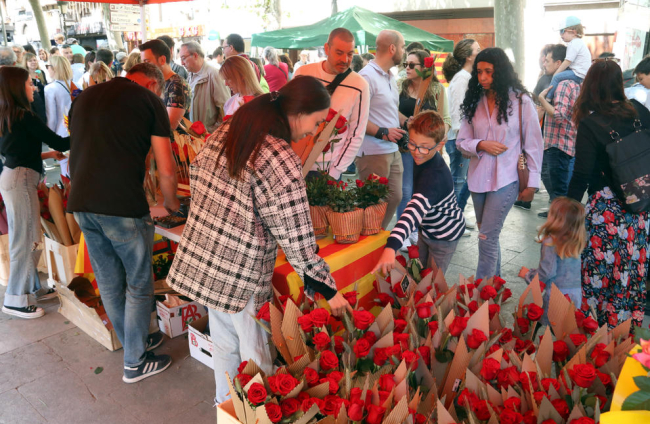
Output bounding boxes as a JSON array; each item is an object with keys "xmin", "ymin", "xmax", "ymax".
[{"xmin": 357, "ymin": 30, "xmax": 406, "ymax": 230}]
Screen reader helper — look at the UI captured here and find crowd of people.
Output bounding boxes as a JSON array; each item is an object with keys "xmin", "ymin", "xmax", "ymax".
[{"xmin": 1, "ymin": 14, "xmax": 650, "ymax": 406}]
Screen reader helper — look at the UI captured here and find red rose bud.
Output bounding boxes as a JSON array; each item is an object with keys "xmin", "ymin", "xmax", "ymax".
[
  {"xmin": 551, "ymin": 399, "xmax": 570, "ymax": 418},
  {"xmin": 413, "ymin": 290, "xmax": 425, "ymax": 305},
  {"xmin": 326, "ymin": 108, "xmax": 337, "ymax": 122},
  {"xmin": 459, "ymin": 283, "xmax": 475, "ymax": 297},
  {"xmin": 552, "ymin": 340, "xmax": 570, "ymax": 362},
  {"xmin": 582, "ymin": 316, "xmax": 599, "ymax": 334},
  {"xmin": 312, "ymin": 332, "xmax": 332, "ymax": 351},
  {"xmin": 265, "ymin": 403, "xmax": 282, "ymax": 423},
  {"xmin": 378, "ymin": 374, "xmax": 396, "ymax": 392},
  {"xmin": 327, "ymin": 180, "xmax": 335, "ymax": 186},
  {"xmin": 310, "ymin": 308, "xmax": 331, "ymax": 328},
  {"xmin": 348, "ymin": 402, "xmax": 364, "ymax": 421},
  {"xmin": 597, "ymin": 371, "xmax": 612, "ymax": 386},
  {"xmin": 353, "ymin": 338, "xmax": 372, "ymax": 358},
  {"xmin": 373, "ymin": 347, "xmax": 389, "ymax": 366},
  {"xmin": 467, "ymin": 300, "xmax": 479, "ymax": 313},
  {"xmin": 395, "ymin": 255, "xmax": 407, "ymax": 267},
  {"xmin": 247, "ymin": 382, "xmax": 268, "ymax": 406},
  {"xmin": 520, "ymin": 371, "xmax": 539, "ymax": 390},
  {"xmin": 500, "ymin": 328, "xmax": 513, "ymax": 343},
  {"xmin": 423, "ymin": 56, "xmax": 434, "ymax": 68},
  {"xmin": 235, "ymin": 373, "xmax": 252, "ymax": 387},
  {"xmin": 541, "ymin": 378, "xmax": 560, "ymax": 392},
  {"xmin": 377, "ymin": 293, "xmax": 394, "ymax": 307},
  {"xmin": 322, "ymin": 142, "xmax": 331, "ymax": 153},
  {"xmin": 393, "ymin": 332, "xmax": 409, "ymax": 349},
  {"xmin": 416, "ymin": 302, "xmax": 434, "ymax": 319},
  {"xmin": 570, "ymin": 418, "xmax": 596, "ymax": 424},
  {"xmin": 378, "ymin": 177, "xmax": 389, "ymax": 185},
  {"xmin": 504, "ymin": 397, "xmax": 521, "ymax": 411},
  {"xmin": 500, "ymin": 410, "xmax": 523, "ymax": 424},
  {"xmin": 352, "ymin": 310, "xmax": 375, "ymax": 330},
  {"xmin": 575, "ymin": 310, "xmax": 585, "ymax": 327},
  {"xmin": 256, "ymin": 302, "xmax": 271, "ymax": 322},
  {"xmin": 402, "ymin": 350, "xmax": 419, "ymax": 370},
  {"xmin": 449, "ymin": 316, "xmax": 469, "ymax": 337},
  {"xmin": 355, "ymin": 179, "xmax": 364, "ymax": 188},
  {"xmin": 297, "ymin": 315, "xmax": 314, "ymax": 332},
  {"xmin": 304, "ymin": 367, "xmax": 319, "ymax": 386},
  {"xmin": 343, "ymin": 291, "xmax": 358, "ymax": 306},
  {"xmin": 472, "ymin": 400, "xmax": 491, "ymax": 421},
  {"xmin": 466, "ymin": 329, "xmax": 488, "ymax": 349},
  {"xmin": 569, "ymin": 333, "xmax": 588, "ymax": 347},
  {"xmin": 428, "ymin": 320, "xmax": 439, "ymax": 334},
  {"xmin": 493, "ymin": 276, "xmax": 506, "ymax": 290},
  {"xmin": 335, "ymin": 115, "xmax": 347, "ymax": 133},
  {"xmin": 366, "ymin": 405, "xmax": 386, "ymax": 424},
  {"xmin": 480, "ymin": 285, "xmax": 497, "ymax": 300},
  {"xmin": 420, "ymin": 268, "xmax": 432, "ymax": 278},
  {"xmin": 189, "ymin": 121, "xmax": 206, "ymax": 135},
  {"xmin": 526, "ymin": 304, "xmax": 544, "ymax": 321},
  {"xmin": 334, "ymin": 336, "xmax": 344, "ymax": 354},
  {"xmin": 502, "ymin": 288, "xmax": 513, "ymax": 301},
  {"xmin": 394, "ymin": 319, "xmax": 407, "ymax": 333},
  {"xmin": 301, "ymin": 397, "xmax": 324, "ymax": 413},
  {"xmin": 534, "ymin": 391, "xmax": 549, "ymax": 404},
  {"xmin": 319, "ymin": 350, "xmax": 339, "ymax": 370},
  {"xmin": 489, "ymin": 304, "xmax": 501, "ymax": 319},
  {"xmin": 497, "ymin": 366, "xmax": 520, "ymax": 389},
  {"xmin": 415, "ymin": 413, "xmax": 427, "ymax": 424},
  {"xmin": 280, "ymin": 398, "xmax": 300, "ymax": 418},
  {"xmin": 319, "ymin": 377, "xmax": 339, "ymax": 395},
  {"xmin": 407, "ymin": 245, "xmax": 419, "ymax": 259},
  {"xmin": 363, "ymin": 331, "xmax": 377, "ymax": 345},
  {"xmin": 570, "ymin": 363, "xmax": 597, "ymax": 388},
  {"xmin": 480, "ymin": 357, "xmax": 501, "ymax": 381},
  {"xmin": 237, "ymin": 361, "xmax": 248, "ymax": 374},
  {"xmin": 517, "ymin": 317, "xmax": 530, "ymax": 334},
  {"xmin": 417, "ymin": 346, "xmax": 431, "ymax": 367}
]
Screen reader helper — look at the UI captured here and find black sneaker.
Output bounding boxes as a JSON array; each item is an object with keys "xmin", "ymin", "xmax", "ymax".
[
  {"xmin": 514, "ymin": 201, "xmax": 531, "ymax": 211},
  {"xmin": 36, "ymin": 288, "xmax": 57, "ymax": 301},
  {"xmin": 123, "ymin": 352, "xmax": 172, "ymax": 383},
  {"xmin": 538, "ymin": 211, "xmax": 548, "ymax": 218},
  {"xmin": 146, "ymin": 332, "xmax": 164, "ymax": 352},
  {"xmin": 2, "ymin": 305, "xmax": 45, "ymax": 319}
]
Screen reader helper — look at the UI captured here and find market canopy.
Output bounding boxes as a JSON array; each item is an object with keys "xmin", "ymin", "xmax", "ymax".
[{"xmin": 251, "ymin": 6, "xmax": 453, "ymax": 52}]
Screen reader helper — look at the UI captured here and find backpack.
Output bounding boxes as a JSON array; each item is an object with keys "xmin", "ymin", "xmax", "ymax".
[{"xmin": 605, "ymin": 115, "xmax": 650, "ymax": 213}]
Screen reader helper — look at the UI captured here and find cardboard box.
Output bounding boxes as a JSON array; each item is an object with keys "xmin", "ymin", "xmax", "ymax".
[
  {"xmin": 188, "ymin": 315, "xmax": 214, "ymax": 369},
  {"xmin": 44, "ymin": 236, "xmax": 79, "ymax": 287},
  {"xmin": 157, "ymin": 299, "xmax": 207, "ymax": 338},
  {"xmin": 216, "ymin": 400, "xmax": 241, "ymax": 424}
]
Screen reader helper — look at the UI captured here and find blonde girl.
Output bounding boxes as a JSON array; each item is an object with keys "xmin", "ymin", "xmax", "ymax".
[
  {"xmin": 88, "ymin": 62, "xmax": 114, "ymax": 86},
  {"xmin": 220, "ymin": 55, "xmax": 264, "ymax": 117},
  {"xmin": 44, "ymin": 55, "xmax": 75, "ymax": 137}
]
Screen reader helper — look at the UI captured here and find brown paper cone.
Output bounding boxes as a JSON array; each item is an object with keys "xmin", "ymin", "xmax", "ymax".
[
  {"xmin": 327, "ymin": 208, "xmax": 363, "ymax": 244},
  {"xmin": 309, "ymin": 205, "xmax": 330, "ymax": 236},
  {"xmin": 270, "ymin": 303, "xmax": 293, "ymax": 365},
  {"xmin": 361, "ymin": 202, "xmax": 387, "ymax": 236},
  {"xmin": 65, "ymin": 213, "xmax": 81, "ymax": 244},
  {"xmin": 306, "ymin": 381, "xmax": 330, "ymax": 399},
  {"xmin": 382, "ymin": 395, "xmax": 408, "ymax": 424},
  {"xmin": 281, "ymin": 300, "xmax": 306, "ymax": 360},
  {"xmin": 49, "ymin": 186, "xmax": 73, "ymax": 246}
]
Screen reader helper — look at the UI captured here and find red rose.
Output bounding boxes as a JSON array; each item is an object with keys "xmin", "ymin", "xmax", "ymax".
[
  {"xmin": 449, "ymin": 316, "xmax": 469, "ymax": 337},
  {"xmin": 407, "ymin": 245, "xmax": 419, "ymax": 259},
  {"xmin": 189, "ymin": 121, "xmax": 206, "ymax": 135},
  {"xmin": 575, "ymin": 311, "xmax": 585, "ymax": 327},
  {"xmin": 500, "ymin": 328, "xmax": 513, "ymax": 343},
  {"xmin": 377, "ymin": 293, "xmax": 395, "ymax": 306},
  {"xmin": 570, "ymin": 363, "xmax": 597, "ymax": 388},
  {"xmin": 502, "ymin": 288, "xmax": 513, "ymax": 301},
  {"xmin": 235, "ymin": 373, "xmax": 252, "ymax": 387},
  {"xmin": 321, "ymin": 395, "xmax": 342, "ymax": 416},
  {"xmin": 515, "ymin": 338, "xmax": 536, "ymax": 354},
  {"xmin": 480, "ymin": 357, "xmax": 501, "ymax": 381},
  {"xmin": 355, "ymin": 179, "xmax": 364, "ymax": 188},
  {"xmin": 402, "ymin": 350, "xmax": 419, "ymax": 370},
  {"xmin": 363, "ymin": 331, "xmax": 377, "ymax": 345},
  {"xmin": 394, "ymin": 319, "xmax": 407, "ymax": 333},
  {"xmin": 504, "ymin": 397, "xmax": 521, "ymax": 411},
  {"xmin": 493, "ymin": 276, "xmax": 506, "ymax": 290},
  {"xmin": 237, "ymin": 361, "xmax": 248, "ymax": 374},
  {"xmin": 378, "ymin": 177, "xmax": 389, "ymax": 185},
  {"xmin": 570, "ymin": 418, "xmax": 596, "ymax": 424},
  {"xmin": 534, "ymin": 391, "xmax": 549, "ymax": 404},
  {"xmin": 349, "ymin": 388, "xmax": 363, "ymax": 404},
  {"xmin": 393, "ymin": 332, "xmax": 409, "ymax": 349},
  {"xmin": 247, "ymin": 383, "xmax": 268, "ymax": 406},
  {"xmin": 497, "ymin": 366, "xmax": 520, "ymax": 389},
  {"xmin": 569, "ymin": 333, "xmax": 588, "ymax": 346},
  {"xmin": 541, "ymin": 378, "xmax": 560, "ymax": 392},
  {"xmin": 322, "ymin": 142, "xmax": 332, "ymax": 153},
  {"xmin": 417, "ymin": 346, "xmax": 431, "ymax": 367},
  {"xmin": 415, "ymin": 413, "xmax": 427, "ymax": 424},
  {"xmin": 416, "ymin": 302, "xmax": 434, "ymax": 319},
  {"xmin": 366, "ymin": 404, "xmax": 386, "ymax": 424},
  {"xmin": 280, "ymin": 398, "xmax": 300, "ymax": 418},
  {"xmin": 276, "ymin": 373, "xmax": 299, "ymax": 396},
  {"xmin": 348, "ymin": 402, "xmax": 364, "ymax": 421},
  {"xmin": 373, "ymin": 347, "xmax": 389, "ymax": 367},
  {"xmin": 326, "ymin": 108, "xmax": 337, "ymax": 122},
  {"xmin": 553, "ymin": 340, "xmax": 570, "ymax": 362},
  {"xmin": 423, "ymin": 56, "xmax": 434, "ymax": 68},
  {"xmin": 310, "ymin": 308, "xmax": 331, "ymax": 328},
  {"xmin": 256, "ymin": 302, "xmax": 271, "ymax": 322},
  {"xmin": 334, "ymin": 336, "xmax": 344, "ymax": 354},
  {"xmin": 489, "ymin": 304, "xmax": 501, "ymax": 319},
  {"xmin": 428, "ymin": 320, "xmax": 439, "ymax": 334},
  {"xmin": 500, "ymin": 409, "xmax": 523, "ymax": 424},
  {"xmin": 541, "ymin": 420, "xmax": 556, "ymax": 424},
  {"xmin": 320, "ymin": 350, "xmax": 339, "ymax": 371},
  {"xmin": 420, "ymin": 268, "xmax": 432, "ymax": 278},
  {"xmin": 353, "ymin": 310, "xmax": 375, "ymax": 330},
  {"xmin": 551, "ymin": 399, "xmax": 570, "ymax": 418},
  {"xmin": 395, "ymin": 255, "xmax": 407, "ymax": 267},
  {"xmin": 301, "ymin": 397, "xmax": 324, "ymax": 413},
  {"xmin": 327, "ymin": 180, "xmax": 335, "ymax": 186},
  {"xmin": 517, "ymin": 317, "xmax": 530, "ymax": 334},
  {"xmin": 526, "ymin": 304, "xmax": 544, "ymax": 321},
  {"xmin": 353, "ymin": 339, "xmax": 372, "ymax": 358},
  {"xmin": 467, "ymin": 300, "xmax": 479, "ymax": 313},
  {"xmin": 480, "ymin": 285, "xmax": 497, "ymax": 300},
  {"xmin": 267, "ymin": 375, "xmax": 279, "ymax": 394},
  {"xmin": 297, "ymin": 315, "xmax": 314, "ymax": 332},
  {"xmin": 320, "ymin": 377, "xmax": 339, "ymax": 395},
  {"xmin": 265, "ymin": 403, "xmax": 282, "ymax": 423},
  {"xmin": 583, "ymin": 316, "xmax": 599, "ymax": 334},
  {"xmin": 312, "ymin": 332, "xmax": 331, "ymax": 351},
  {"xmin": 591, "ymin": 346, "xmax": 611, "ymax": 368},
  {"xmin": 304, "ymin": 367, "xmax": 319, "ymax": 387},
  {"xmin": 460, "ymin": 283, "xmax": 475, "ymax": 297},
  {"xmin": 598, "ymin": 371, "xmax": 612, "ymax": 386},
  {"xmin": 335, "ymin": 115, "xmax": 348, "ymax": 132},
  {"xmin": 296, "ymin": 392, "xmax": 310, "ymax": 403},
  {"xmin": 520, "ymin": 371, "xmax": 539, "ymax": 390},
  {"xmin": 472, "ymin": 400, "xmax": 491, "ymax": 421},
  {"xmin": 341, "ymin": 291, "xmax": 358, "ymax": 307},
  {"xmin": 378, "ymin": 374, "xmax": 395, "ymax": 392},
  {"xmin": 467, "ymin": 329, "xmax": 488, "ymax": 349}
]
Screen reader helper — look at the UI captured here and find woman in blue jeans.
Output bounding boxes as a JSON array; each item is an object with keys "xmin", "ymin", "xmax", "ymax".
[
  {"xmin": 457, "ymin": 48, "xmax": 543, "ymax": 280},
  {"xmin": 0, "ymin": 66, "xmax": 69, "ymax": 319}
]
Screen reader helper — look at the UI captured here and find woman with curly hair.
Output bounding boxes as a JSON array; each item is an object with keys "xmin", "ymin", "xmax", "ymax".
[{"xmin": 457, "ymin": 47, "xmax": 543, "ymax": 279}]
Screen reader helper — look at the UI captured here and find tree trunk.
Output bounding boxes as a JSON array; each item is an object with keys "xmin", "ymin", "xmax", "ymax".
[
  {"xmin": 331, "ymin": 0, "xmax": 337, "ymax": 16},
  {"xmin": 102, "ymin": 3, "xmax": 124, "ymax": 50},
  {"xmin": 26, "ymin": 0, "xmax": 50, "ymax": 50}
]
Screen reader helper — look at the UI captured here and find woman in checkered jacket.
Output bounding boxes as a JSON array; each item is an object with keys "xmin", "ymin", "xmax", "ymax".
[{"xmin": 167, "ymin": 76, "xmax": 352, "ymax": 405}]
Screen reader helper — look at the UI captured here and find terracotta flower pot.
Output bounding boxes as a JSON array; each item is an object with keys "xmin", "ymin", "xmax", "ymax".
[
  {"xmin": 327, "ymin": 208, "xmax": 363, "ymax": 244},
  {"xmin": 362, "ymin": 202, "xmax": 388, "ymax": 236},
  {"xmin": 309, "ymin": 205, "xmax": 330, "ymax": 237}
]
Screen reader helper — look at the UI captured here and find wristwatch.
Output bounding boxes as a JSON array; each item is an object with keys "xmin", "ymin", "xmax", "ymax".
[{"xmin": 375, "ymin": 127, "xmax": 388, "ymax": 140}]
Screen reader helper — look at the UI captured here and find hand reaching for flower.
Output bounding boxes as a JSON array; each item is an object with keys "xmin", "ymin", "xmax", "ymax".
[{"xmin": 371, "ymin": 247, "xmax": 396, "ymax": 276}]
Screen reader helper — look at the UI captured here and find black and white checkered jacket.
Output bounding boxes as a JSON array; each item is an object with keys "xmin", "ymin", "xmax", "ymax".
[{"xmin": 167, "ymin": 123, "xmax": 336, "ymax": 314}]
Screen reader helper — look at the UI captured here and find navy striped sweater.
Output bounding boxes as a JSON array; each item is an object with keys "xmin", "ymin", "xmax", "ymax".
[{"xmin": 386, "ymin": 153, "xmax": 466, "ymax": 251}]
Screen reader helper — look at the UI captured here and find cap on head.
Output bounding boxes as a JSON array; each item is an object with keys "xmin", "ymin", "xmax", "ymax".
[
  {"xmin": 559, "ymin": 16, "xmax": 581, "ymax": 30},
  {"xmin": 116, "ymin": 52, "xmax": 127, "ymax": 61}
]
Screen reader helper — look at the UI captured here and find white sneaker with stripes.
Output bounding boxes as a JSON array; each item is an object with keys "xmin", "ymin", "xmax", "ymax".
[{"xmin": 122, "ymin": 352, "xmax": 172, "ymax": 383}]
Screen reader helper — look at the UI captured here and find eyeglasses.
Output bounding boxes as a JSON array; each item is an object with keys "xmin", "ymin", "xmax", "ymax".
[
  {"xmin": 559, "ymin": 29, "xmax": 565, "ymax": 35},
  {"xmin": 407, "ymin": 140, "xmax": 438, "ymax": 154},
  {"xmin": 402, "ymin": 62, "xmax": 420, "ymax": 70},
  {"xmin": 592, "ymin": 57, "xmax": 620, "ymax": 64}
]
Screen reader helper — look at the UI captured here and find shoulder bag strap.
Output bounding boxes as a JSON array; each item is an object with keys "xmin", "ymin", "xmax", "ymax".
[
  {"xmin": 326, "ymin": 68, "xmax": 352, "ymax": 95},
  {"xmin": 519, "ymin": 95, "xmax": 524, "ymax": 154},
  {"xmin": 56, "ymin": 80, "xmax": 70, "ymax": 94}
]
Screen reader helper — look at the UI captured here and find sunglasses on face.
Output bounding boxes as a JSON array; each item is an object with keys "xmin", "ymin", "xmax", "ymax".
[{"xmin": 402, "ymin": 62, "xmax": 420, "ymax": 70}]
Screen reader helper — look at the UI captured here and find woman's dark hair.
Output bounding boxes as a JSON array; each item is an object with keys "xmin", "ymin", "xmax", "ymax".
[
  {"xmin": 461, "ymin": 47, "xmax": 528, "ymax": 125},
  {"xmin": 351, "ymin": 54, "xmax": 364, "ymax": 72},
  {"xmin": 0, "ymin": 67, "xmax": 31, "ymax": 135},
  {"xmin": 222, "ymin": 75, "xmax": 330, "ymax": 178},
  {"xmin": 250, "ymin": 57, "xmax": 265, "ymax": 77},
  {"xmin": 573, "ymin": 60, "xmax": 637, "ymax": 125},
  {"xmin": 400, "ymin": 50, "xmax": 441, "ymax": 109},
  {"xmin": 442, "ymin": 38, "xmax": 476, "ymax": 82},
  {"xmin": 84, "ymin": 51, "xmax": 96, "ymax": 71},
  {"xmin": 279, "ymin": 54, "xmax": 293, "ymax": 73}
]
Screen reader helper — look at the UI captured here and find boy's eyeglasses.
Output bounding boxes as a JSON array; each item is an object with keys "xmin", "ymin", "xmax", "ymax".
[
  {"xmin": 559, "ymin": 29, "xmax": 565, "ymax": 35},
  {"xmin": 592, "ymin": 57, "xmax": 621, "ymax": 64},
  {"xmin": 402, "ymin": 62, "xmax": 420, "ymax": 70},
  {"xmin": 407, "ymin": 140, "xmax": 437, "ymax": 155}
]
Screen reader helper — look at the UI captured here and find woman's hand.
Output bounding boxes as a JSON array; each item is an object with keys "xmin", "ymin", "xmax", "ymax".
[
  {"xmin": 538, "ymin": 86, "xmax": 553, "ymax": 103},
  {"xmin": 327, "ymin": 292, "xmax": 353, "ymax": 317},
  {"xmin": 371, "ymin": 248, "xmax": 396, "ymax": 276},
  {"xmin": 477, "ymin": 140, "xmax": 508, "ymax": 156},
  {"xmin": 518, "ymin": 187, "xmax": 535, "ymax": 202}
]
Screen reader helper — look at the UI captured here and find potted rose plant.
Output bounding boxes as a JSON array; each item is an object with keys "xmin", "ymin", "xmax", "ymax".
[
  {"xmin": 355, "ymin": 174, "xmax": 389, "ymax": 235},
  {"xmin": 325, "ymin": 180, "xmax": 363, "ymax": 244},
  {"xmin": 305, "ymin": 171, "xmax": 334, "ymax": 237}
]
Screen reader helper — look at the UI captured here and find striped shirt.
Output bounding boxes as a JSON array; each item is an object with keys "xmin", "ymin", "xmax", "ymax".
[{"xmin": 386, "ymin": 153, "xmax": 466, "ymax": 251}]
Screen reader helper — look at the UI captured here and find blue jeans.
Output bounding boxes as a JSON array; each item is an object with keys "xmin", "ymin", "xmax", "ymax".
[
  {"xmin": 1, "ymin": 167, "xmax": 43, "ymax": 308},
  {"xmin": 540, "ymin": 148, "xmax": 575, "ymax": 201},
  {"xmin": 397, "ymin": 152, "xmax": 414, "ymax": 219},
  {"xmin": 472, "ymin": 181, "xmax": 519, "ymax": 280},
  {"xmin": 547, "ymin": 70, "xmax": 583, "ymax": 100},
  {"xmin": 445, "ymin": 139, "xmax": 471, "ymax": 210},
  {"xmin": 74, "ymin": 212, "xmax": 155, "ymax": 367}
]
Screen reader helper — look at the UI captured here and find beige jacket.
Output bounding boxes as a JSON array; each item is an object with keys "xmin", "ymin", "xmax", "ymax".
[{"xmin": 188, "ymin": 62, "xmax": 231, "ymax": 132}]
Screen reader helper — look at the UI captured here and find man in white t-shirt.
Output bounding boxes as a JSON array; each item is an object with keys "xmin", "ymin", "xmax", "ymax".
[{"xmin": 294, "ymin": 28, "xmax": 370, "ymax": 180}]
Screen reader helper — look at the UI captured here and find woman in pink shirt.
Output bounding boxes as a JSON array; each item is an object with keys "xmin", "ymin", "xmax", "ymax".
[
  {"xmin": 457, "ymin": 48, "xmax": 543, "ymax": 280},
  {"xmin": 262, "ymin": 46, "xmax": 288, "ymax": 92}
]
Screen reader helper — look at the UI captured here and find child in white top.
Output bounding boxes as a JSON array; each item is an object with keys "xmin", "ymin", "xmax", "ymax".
[{"xmin": 546, "ymin": 16, "xmax": 592, "ymax": 100}]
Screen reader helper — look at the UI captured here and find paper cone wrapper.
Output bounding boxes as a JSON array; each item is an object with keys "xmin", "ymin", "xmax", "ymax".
[
  {"xmin": 610, "ymin": 318, "xmax": 632, "ymax": 343},
  {"xmin": 418, "ymin": 391, "xmax": 436, "ymax": 416},
  {"xmin": 41, "ymin": 217, "xmax": 63, "ymax": 244},
  {"xmin": 315, "ymin": 417, "xmax": 336, "ymax": 424},
  {"xmin": 327, "ymin": 208, "xmax": 363, "ymax": 244},
  {"xmin": 516, "ymin": 276, "xmax": 543, "ymax": 318},
  {"xmin": 242, "ymin": 360, "xmax": 264, "ymax": 378},
  {"xmin": 548, "ymin": 283, "xmax": 572, "ymax": 337},
  {"xmin": 567, "ymin": 404, "xmax": 586, "ymax": 422},
  {"xmin": 287, "ymin": 354, "xmax": 311, "ymax": 377},
  {"xmin": 436, "ymin": 399, "xmax": 457, "ymax": 424},
  {"xmin": 65, "ymin": 213, "xmax": 81, "ymax": 244},
  {"xmin": 440, "ymin": 336, "xmax": 472, "ymax": 408},
  {"xmin": 256, "ymin": 403, "xmax": 274, "ymax": 424},
  {"xmin": 310, "ymin": 205, "xmax": 330, "ymax": 236},
  {"xmin": 281, "ymin": 300, "xmax": 307, "ymax": 360},
  {"xmin": 306, "ymin": 381, "xmax": 330, "ymax": 398},
  {"xmin": 270, "ymin": 303, "xmax": 293, "ymax": 365},
  {"xmin": 382, "ymin": 395, "xmax": 408, "ymax": 424},
  {"xmin": 464, "ymin": 301, "xmax": 489, "ymax": 339},
  {"xmin": 361, "ymin": 202, "xmax": 387, "ymax": 236},
  {"xmin": 536, "ymin": 326, "xmax": 553, "ymax": 377},
  {"xmin": 337, "ymin": 404, "xmax": 349, "ymax": 424},
  {"xmin": 295, "ymin": 405, "xmax": 320, "ymax": 424},
  {"xmin": 537, "ymin": 396, "xmax": 565, "ymax": 423},
  {"xmin": 225, "ymin": 372, "xmax": 249, "ymax": 424},
  {"xmin": 375, "ymin": 306, "xmax": 394, "ymax": 336},
  {"xmin": 49, "ymin": 186, "xmax": 73, "ymax": 246}
]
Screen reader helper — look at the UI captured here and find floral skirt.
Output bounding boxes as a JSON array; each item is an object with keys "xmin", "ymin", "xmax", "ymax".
[{"xmin": 581, "ymin": 188, "xmax": 649, "ymax": 329}]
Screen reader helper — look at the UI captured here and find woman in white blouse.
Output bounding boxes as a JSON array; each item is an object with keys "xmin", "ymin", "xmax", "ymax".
[{"xmin": 220, "ymin": 55, "xmax": 264, "ymax": 118}]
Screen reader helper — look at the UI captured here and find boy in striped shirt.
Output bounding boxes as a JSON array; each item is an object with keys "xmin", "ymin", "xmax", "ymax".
[{"xmin": 372, "ymin": 111, "xmax": 466, "ymax": 276}]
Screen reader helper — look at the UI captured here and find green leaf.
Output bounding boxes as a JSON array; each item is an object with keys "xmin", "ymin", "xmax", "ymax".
[
  {"xmin": 356, "ymin": 358, "xmax": 374, "ymax": 374},
  {"xmin": 622, "ymin": 389, "xmax": 650, "ymax": 411},
  {"xmin": 635, "ymin": 327, "xmax": 650, "ymax": 344},
  {"xmin": 94, "ymin": 367, "xmax": 103, "ymax": 375},
  {"xmin": 634, "ymin": 376, "xmax": 650, "ymax": 392}
]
